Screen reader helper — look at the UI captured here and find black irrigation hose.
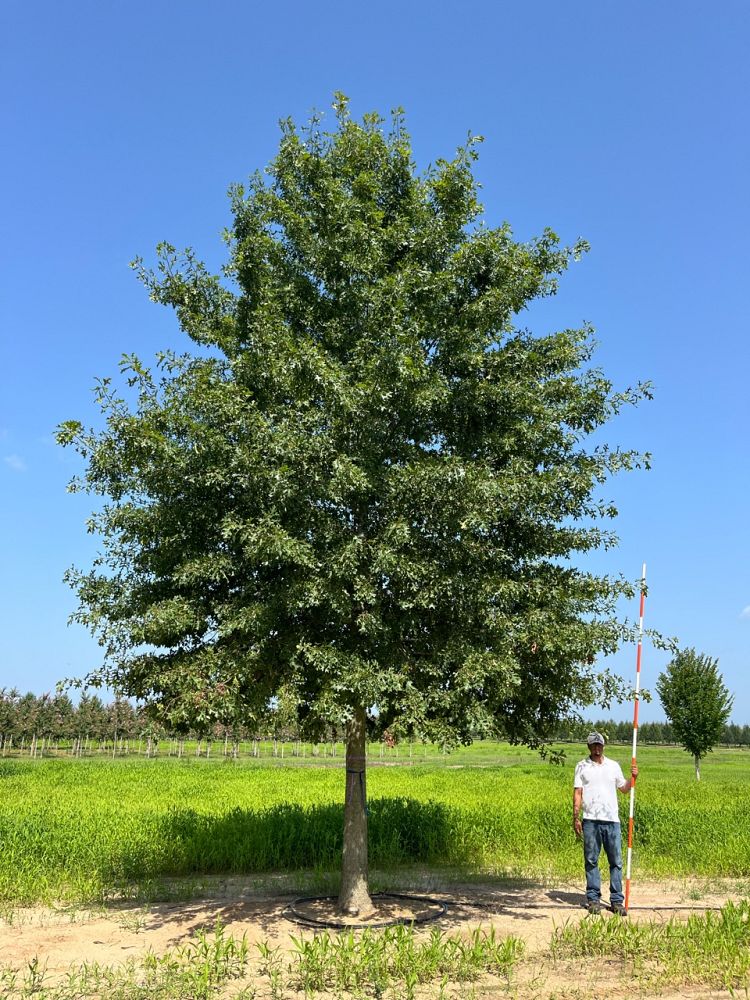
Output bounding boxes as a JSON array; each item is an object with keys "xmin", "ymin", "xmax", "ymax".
[
  {"xmin": 286, "ymin": 893, "xmax": 726, "ymax": 928},
  {"xmin": 286, "ymin": 892, "xmax": 447, "ymax": 930}
]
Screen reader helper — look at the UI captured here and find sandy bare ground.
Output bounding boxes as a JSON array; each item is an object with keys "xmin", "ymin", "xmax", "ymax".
[{"xmin": 0, "ymin": 876, "xmax": 746, "ymax": 998}]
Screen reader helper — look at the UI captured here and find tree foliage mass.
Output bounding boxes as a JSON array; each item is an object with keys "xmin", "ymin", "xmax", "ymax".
[{"xmin": 58, "ymin": 97, "xmax": 652, "ymax": 749}]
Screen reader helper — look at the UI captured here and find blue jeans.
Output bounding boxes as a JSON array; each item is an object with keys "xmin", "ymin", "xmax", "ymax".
[{"xmin": 582, "ymin": 820, "xmax": 623, "ymax": 905}]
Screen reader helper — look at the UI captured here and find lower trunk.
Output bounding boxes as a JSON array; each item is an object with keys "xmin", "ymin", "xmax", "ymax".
[
  {"xmin": 695, "ymin": 754, "xmax": 701, "ymax": 781},
  {"xmin": 338, "ymin": 706, "xmax": 374, "ymax": 916}
]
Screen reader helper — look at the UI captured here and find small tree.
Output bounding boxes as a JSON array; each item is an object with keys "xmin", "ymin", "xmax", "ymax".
[
  {"xmin": 49, "ymin": 693, "xmax": 75, "ymax": 745},
  {"xmin": 108, "ymin": 696, "xmax": 138, "ymax": 743},
  {"xmin": 0, "ymin": 688, "xmax": 20, "ymax": 747},
  {"xmin": 59, "ymin": 97, "xmax": 656, "ymax": 915},
  {"xmin": 16, "ymin": 693, "xmax": 40, "ymax": 743},
  {"xmin": 656, "ymin": 648, "xmax": 733, "ymax": 780},
  {"xmin": 76, "ymin": 692, "xmax": 109, "ymax": 742}
]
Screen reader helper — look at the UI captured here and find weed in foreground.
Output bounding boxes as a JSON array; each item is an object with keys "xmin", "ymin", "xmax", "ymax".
[
  {"xmin": 550, "ymin": 899, "xmax": 750, "ymax": 990},
  {"xmin": 287, "ymin": 924, "xmax": 523, "ymax": 998},
  {"xmin": 0, "ymin": 921, "xmax": 249, "ymax": 1000},
  {"xmin": 144, "ymin": 919, "xmax": 249, "ymax": 997}
]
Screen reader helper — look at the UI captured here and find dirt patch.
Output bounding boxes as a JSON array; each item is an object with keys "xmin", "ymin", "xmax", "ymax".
[{"xmin": 0, "ymin": 877, "xmax": 745, "ymax": 997}]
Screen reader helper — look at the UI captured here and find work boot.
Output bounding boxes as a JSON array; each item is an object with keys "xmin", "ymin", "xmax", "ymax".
[
  {"xmin": 611, "ymin": 903, "xmax": 627, "ymax": 916},
  {"xmin": 586, "ymin": 901, "xmax": 602, "ymax": 915}
]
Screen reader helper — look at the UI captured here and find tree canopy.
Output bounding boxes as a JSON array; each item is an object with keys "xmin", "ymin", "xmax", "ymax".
[
  {"xmin": 59, "ymin": 96, "xmax": 656, "ymax": 911},
  {"xmin": 656, "ymin": 648, "xmax": 733, "ymax": 779}
]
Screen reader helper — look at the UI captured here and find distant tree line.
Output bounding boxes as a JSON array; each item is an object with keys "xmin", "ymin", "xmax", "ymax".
[
  {"xmin": 549, "ymin": 717, "xmax": 750, "ymax": 747},
  {"xmin": 2, "ymin": 689, "xmax": 749, "ymax": 750},
  {"xmin": 0, "ymin": 688, "xmax": 333, "ymax": 750},
  {"xmin": 0, "ymin": 690, "xmax": 146, "ymax": 749}
]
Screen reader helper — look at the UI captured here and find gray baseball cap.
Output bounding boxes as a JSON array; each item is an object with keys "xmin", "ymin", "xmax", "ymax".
[{"xmin": 586, "ymin": 732, "xmax": 606, "ymax": 745}]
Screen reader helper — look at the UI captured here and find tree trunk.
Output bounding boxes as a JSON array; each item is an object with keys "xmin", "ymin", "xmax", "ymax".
[
  {"xmin": 338, "ymin": 706, "xmax": 374, "ymax": 916},
  {"xmin": 695, "ymin": 754, "xmax": 701, "ymax": 781}
]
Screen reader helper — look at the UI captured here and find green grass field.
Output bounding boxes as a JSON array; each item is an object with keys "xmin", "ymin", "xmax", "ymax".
[{"xmin": 1, "ymin": 741, "xmax": 749, "ymax": 905}]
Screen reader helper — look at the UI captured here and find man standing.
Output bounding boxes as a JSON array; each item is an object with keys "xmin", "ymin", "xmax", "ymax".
[{"xmin": 573, "ymin": 732, "xmax": 638, "ymax": 915}]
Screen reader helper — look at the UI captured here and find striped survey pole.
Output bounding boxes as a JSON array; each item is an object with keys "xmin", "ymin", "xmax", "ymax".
[{"xmin": 624, "ymin": 563, "xmax": 646, "ymax": 912}]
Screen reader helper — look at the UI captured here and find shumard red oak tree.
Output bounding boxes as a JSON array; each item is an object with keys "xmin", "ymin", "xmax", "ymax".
[{"xmin": 59, "ymin": 97, "xmax": 653, "ymax": 915}]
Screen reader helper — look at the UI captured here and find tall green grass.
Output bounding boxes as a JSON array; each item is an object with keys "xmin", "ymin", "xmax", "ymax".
[{"xmin": 1, "ymin": 745, "xmax": 749, "ymax": 904}]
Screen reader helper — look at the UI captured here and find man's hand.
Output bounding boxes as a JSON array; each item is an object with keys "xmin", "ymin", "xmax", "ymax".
[
  {"xmin": 631, "ymin": 763, "xmax": 638, "ymax": 780},
  {"xmin": 573, "ymin": 817, "xmax": 583, "ymax": 839}
]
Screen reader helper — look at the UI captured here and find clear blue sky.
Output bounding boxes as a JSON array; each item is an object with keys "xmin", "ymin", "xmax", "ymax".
[{"xmin": 1, "ymin": 1, "xmax": 748, "ymax": 722}]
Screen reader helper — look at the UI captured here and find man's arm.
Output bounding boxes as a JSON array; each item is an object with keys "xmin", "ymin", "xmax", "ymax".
[
  {"xmin": 573, "ymin": 787, "xmax": 583, "ymax": 838},
  {"xmin": 617, "ymin": 762, "xmax": 639, "ymax": 793}
]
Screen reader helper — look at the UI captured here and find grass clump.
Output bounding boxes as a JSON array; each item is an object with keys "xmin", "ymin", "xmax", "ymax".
[
  {"xmin": 550, "ymin": 899, "xmax": 750, "ymax": 990},
  {"xmin": 288, "ymin": 924, "xmax": 523, "ymax": 997},
  {"xmin": 0, "ymin": 922, "xmax": 250, "ymax": 999}
]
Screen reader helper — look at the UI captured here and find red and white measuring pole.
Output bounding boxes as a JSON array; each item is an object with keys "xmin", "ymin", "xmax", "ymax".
[{"xmin": 624, "ymin": 563, "xmax": 646, "ymax": 913}]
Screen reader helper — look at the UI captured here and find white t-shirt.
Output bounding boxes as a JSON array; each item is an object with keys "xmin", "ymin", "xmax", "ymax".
[{"xmin": 573, "ymin": 756, "xmax": 627, "ymax": 822}]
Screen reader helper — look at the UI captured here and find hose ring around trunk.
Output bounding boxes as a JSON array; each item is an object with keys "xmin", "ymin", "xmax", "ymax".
[{"xmin": 286, "ymin": 891, "xmax": 447, "ymax": 929}]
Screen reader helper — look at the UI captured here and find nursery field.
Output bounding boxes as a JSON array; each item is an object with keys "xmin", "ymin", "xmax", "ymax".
[{"xmin": 1, "ymin": 742, "xmax": 750, "ymax": 906}]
